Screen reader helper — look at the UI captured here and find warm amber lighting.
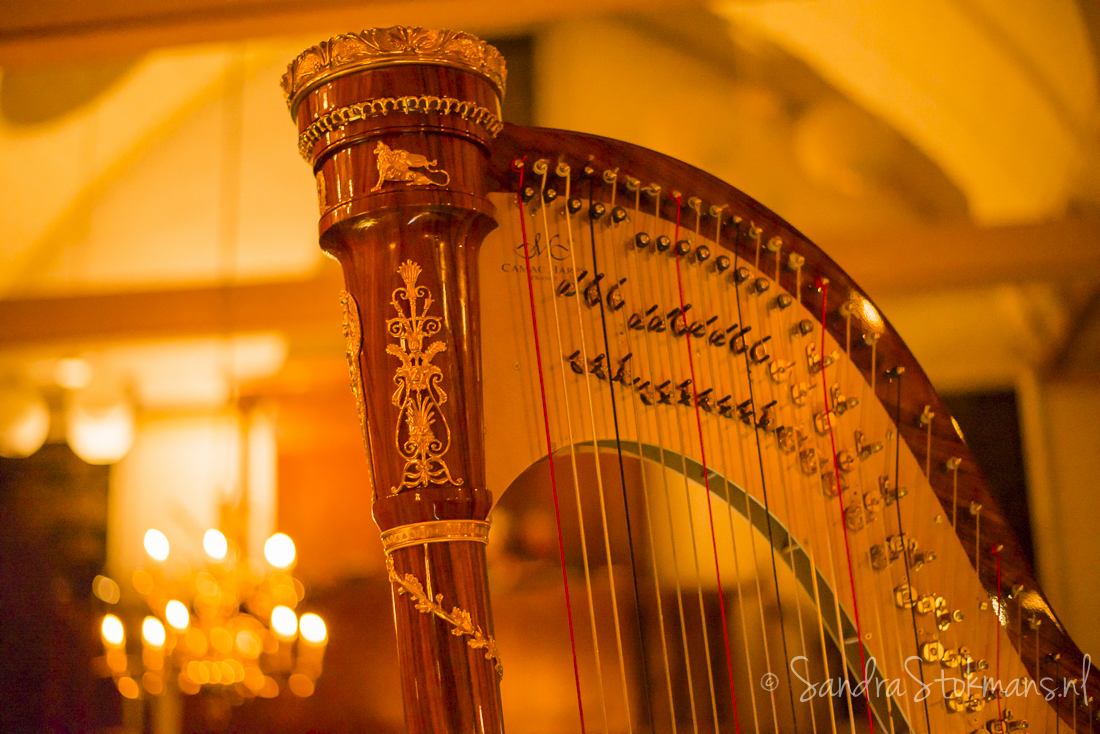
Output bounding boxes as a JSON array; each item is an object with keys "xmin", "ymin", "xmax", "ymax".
[
  {"xmin": 54, "ymin": 358, "xmax": 93, "ymax": 390},
  {"xmin": 106, "ymin": 649, "xmax": 128, "ymax": 672},
  {"xmin": 299, "ymin": 613, "xmax": 327, "ymax": 644},
  {"xmin": 165, "ymin": 600, "xmax": 189, "ymax": 631},
  {"xmin": 142, "ymin": 670, "xmax": 164, "ymax": 695},
  {"xmin": 184, "ymin": 628, "xmax": 207, "ymax": 655},
  {"xmin": 857, "ymin": 296, "xmax": 884, "ymax": 333},
  {"xmin": 258, "ymin": 676, "xmax": 280, "ymax": 698},
  {"xmin": 270, "ymin": 605, "xmax": 297, "ymax": 639},
  {"xmin": 288, "ymin": 673, "xmax": 315, "ymax": 697},
  {"xmin": 132, "ymin": 570, "xmax": 154, "ymax": 595},
  {"xmin": 243, "ymin": 666, "xmax": 265, "ymax": 691},
  {"xmin": 264, "ymin": 533, "xmax": 296, "ymax": 569},
  {"xmin": 178, "ymin": 671, "xmax": 200, "ymax": 695},
  {"xmin": 66, "ymin": 399, "xmax": 135, "ymax": 465},
  {"xmin": 142, "ymin": 616, "xmax": 166, "ymax": 648},
  {"xmin": 92, "ymin": 575, "xmax": 120, "ymax": 604},
  {"xmin": 209, "ymin": 627, "xmax": 233, "ymax": 654},
  {"xmin": 236, "ymin": 630, "xmax": 262, "ymax": 658},
  {"xmin": 0, "ymin": 383, "xmax": 49, "ymax": 459},
  {"xmin": 113, "ymin": 527, "xmax": 325, "ymax": 700},
  {"xmin": 203, "ymin": 529, "xmax": 228, "ymax": 560},
  {"xmin": 101, "ymin": 614, "xmax": 125, "ymax": 647},
  {"xmin": 187, "ymin": 660, "xmax": 209, "ymax": 684},
  {"xmin": 117, "ymin": 676, "xmax": 140, "ymax": 699},
  {"xmin": 143, "ymin": 529, "xmax": 169, "ymax": 561}
]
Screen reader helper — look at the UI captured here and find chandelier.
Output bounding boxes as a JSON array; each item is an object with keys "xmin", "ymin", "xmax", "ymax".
[{"xmin": 95, "ymin": 527, "xmax": 327, "ymax": 702}]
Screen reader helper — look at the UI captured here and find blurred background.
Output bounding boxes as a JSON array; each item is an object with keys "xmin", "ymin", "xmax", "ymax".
[{"xmin": 1, "ymin": 1, "xmax": 1098, "ymax": 732}]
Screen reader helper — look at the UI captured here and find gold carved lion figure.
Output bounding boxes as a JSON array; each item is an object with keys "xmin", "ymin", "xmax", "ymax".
[{"xmin": 371, "ymin": 141, "xmax": 451, "ymax": 191}]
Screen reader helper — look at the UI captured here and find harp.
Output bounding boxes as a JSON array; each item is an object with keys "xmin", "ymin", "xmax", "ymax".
[{"xmin": 281, "ymin": 27, "xmax": 1090, "ymax": 734}]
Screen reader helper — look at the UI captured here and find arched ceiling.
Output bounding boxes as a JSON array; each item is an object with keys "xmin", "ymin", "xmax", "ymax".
[{"xmin": 718, "ymin": 0, "xmax": 1100, "ymax": 226}]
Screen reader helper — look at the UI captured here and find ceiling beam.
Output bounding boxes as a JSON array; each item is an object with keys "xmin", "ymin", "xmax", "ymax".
[
  {"xmin": 0, "ymin": 0, "xmax": 698, "ymax": 66},
  {"xmin": 817, "ymin": 211, "xmax": 1100, "ymax": 299},
  {"xmin": 0, "ymin": 262, "xmax": 345, "ymax": 348}
]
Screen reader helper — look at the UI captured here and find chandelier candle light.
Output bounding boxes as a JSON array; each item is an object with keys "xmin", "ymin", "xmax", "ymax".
[{"xmin": 96, "ymin": 528, "xmax": 327, "ymax": 701}]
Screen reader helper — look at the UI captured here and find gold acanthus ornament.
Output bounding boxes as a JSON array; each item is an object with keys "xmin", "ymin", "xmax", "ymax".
[
  {"xmin": 281, "ymin": 26, "xmax": 507, "ymax": 114},
  {"xmin": 385, "ymin": 260, "xmax": 463, "ymax": 494},
  {"xmin": 339, "ymin": 291, "xmax": 373, "ymax": 487}
]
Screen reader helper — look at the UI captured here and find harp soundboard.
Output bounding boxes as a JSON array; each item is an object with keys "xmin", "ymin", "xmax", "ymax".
[{"xmin": 282, "ymin": 27, "xmax": 1090, "ymax": 734}]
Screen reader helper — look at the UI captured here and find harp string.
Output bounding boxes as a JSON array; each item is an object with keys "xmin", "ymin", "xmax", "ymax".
[
  {"xmin": 609, "ymin": 179, "xmax": 681, "ymax": 732},
  {"xmin": 817, "ymin": 277, "xmax": 877, "ymax": 734},
  {"xmin": 512, "ymin": 158, "xmax": 589, "ymax": 734},
  {"xmin": 743, "ymin": 241, "xmax": 820, "ymax": 734},
  {"xmin": 586, "ymin": 173, "xmax": 658, "ymax": 731},
  {"xmin": 849, "ymin": 334, "xmax": 904, "ymax": 734},
  {"xmin": 531, "ymin": 161, "xmax": 612, "ymax": 733},
  {"xmin": 691, "ymin": 210, "xmax": 764, "ymax": 733},
  {"xmin": 652, "ymin": 193, "xmax": 725, "ymax": 734},
  {"xmin": 715, "ymin": 228, "xmax": 783, "ymax": 732},
  {"xmin": 623, "ymin": 185, "xmax": 703, "ymax": 734},
  {"xmin": 730, "ymin": 220, "xmax": 803, "ymax": 731},
  {"xmin": 556, "ymin": 168, "xmax": 634, "ymax": 731},
  {"xmin": 844, "ymin": 293, "xmax": 912, "ymax": 733},
  {"xmin": 887, "ymin": 367, "xmax": 934, "ymax": 734},
  {"xmin": 764, "ymin": 270, "xmax": 841, "ymax": 734},
  {"xmin": 782, "ymin": 275, "xmax": 858, "ymax": 734},
  {"xmin": 707, "ymin": 214, "xmax": 769, "ymax": 734},
  {"xmin": 669, "ymin": 194, "xmax": 745, "ymax": 734}
]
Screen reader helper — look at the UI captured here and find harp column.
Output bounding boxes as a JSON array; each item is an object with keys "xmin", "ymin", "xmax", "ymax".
[{"xmin": 282, "ymin": 28, "xmax": 506, "ymax": 734}]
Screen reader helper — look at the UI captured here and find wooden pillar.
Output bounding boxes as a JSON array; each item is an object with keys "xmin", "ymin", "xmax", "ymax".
[{"xmin": 282, "ymin": 27, "xmax": 507, "ymax": 734}]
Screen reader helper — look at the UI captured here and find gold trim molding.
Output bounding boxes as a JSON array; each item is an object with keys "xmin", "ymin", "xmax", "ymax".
[
  {"xmin": 297, "ymin": 95, "xmax": 503, "ymax": 160},
  {"xmin": 381, "ymin": 519, "xmax": 491, "ymax": 554},
  {"xmin": 282, "ymin": 27, "xmax": 507, "ymax": 116}
]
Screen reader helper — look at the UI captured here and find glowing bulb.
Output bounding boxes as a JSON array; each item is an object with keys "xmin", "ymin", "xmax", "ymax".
[
  {"xmin": 144, "ymin": 529, "xmax": 169, "ymax": 561},
  {"xmin": 299, "ymin": 613, "xmax": 327, "ymax": 644},
  {"xmin": 0, "ymin": 383, "xmax": 49, "ymax": 458},
  {"xmin": 264, "ymin": 533, "xmax": 296, "ymax": 569},
  {"xmin": 142, "ymin": 616, "xmax": 166, "ymax": 648},
  {"xmin": 203, "ymin": 529, "xmax": 228, "ymax": 560},
  {"xmin": 101, "ymin": 614, "xmax": 125, "ymax": 646},
  {"xmin": 270, "ymin": 606, "xmax": 298, "ymax": 639},
  {"xmin": 66, "ymin": 399, "xmax": 135, "ymax": 465},
  {"xmin": 165, "ymin": 600, "xmax": 190, "ymax": 631},
  {"xmin": 54, "ymin": 358, "xmax": 93, "ymax": 389}
]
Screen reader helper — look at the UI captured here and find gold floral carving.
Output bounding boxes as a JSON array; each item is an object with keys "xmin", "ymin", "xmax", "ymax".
[
  {"xmin": 340, "ymin": 291, "xmax": 369, "ymax": 455},
  {"xmin": 282, "ymin": 27, "xmax": 507, "ymax": 113},
  {"xmin": 372, "ymin": 142, "xmax": 450, "ymax": 192},
  {"xmin": 387, "ymin": 556, "xmax": 503, "ymax": 678},
  {"xmin": 385, "ymin": 260, "xmax": 463, "ymax": 494},
  {"xmin": 296, "ymin": 95, "xmax": 502, "ymax": 160}
]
